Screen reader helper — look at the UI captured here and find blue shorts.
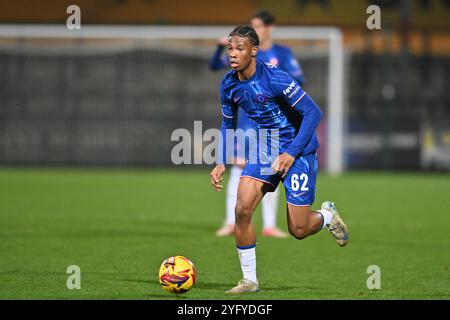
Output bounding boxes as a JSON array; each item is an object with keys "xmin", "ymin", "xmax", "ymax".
[{"xmin": 241, "ymin": 152, "xmax": 318, "ymax": 206}]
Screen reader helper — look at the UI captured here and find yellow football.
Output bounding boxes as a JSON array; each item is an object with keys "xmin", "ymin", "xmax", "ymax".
[{"xmin": 158, "ymin": 255, "xmax": 197, "ymax": 294}]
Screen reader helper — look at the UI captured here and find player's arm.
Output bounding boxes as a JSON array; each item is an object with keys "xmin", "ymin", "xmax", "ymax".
[
  {"xmin": 209, "ymin": 37, "xmax": 230, "ymax": 71},
  {"xmin": 210, "ymin": 88, "xmax": 238, "ymax": 191},
  {"xmin": 271, "ymin": 75, "xmax": 322, "ymax": 177},
  {"xmin": 286, "ymin": 93, "xmax": 323, "ymax": 159}
]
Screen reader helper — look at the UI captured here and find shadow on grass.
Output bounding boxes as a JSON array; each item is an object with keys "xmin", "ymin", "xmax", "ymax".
[
  {"xmin": 121, "ymin": 277, "xmax": 298, "ymax": 292},
  {"xmin": 146, "ymin": 293, "xmax": 190, "ymax": 299}
]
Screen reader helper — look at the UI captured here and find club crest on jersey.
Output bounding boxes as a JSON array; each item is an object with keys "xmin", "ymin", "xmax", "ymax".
[
  {"xmin": 283, "ymin": 81, "xmax": 297, "ymax": 96},
  {"xmin": 256, "ymin": 93, "xmax": 267, "ymax": 104}
]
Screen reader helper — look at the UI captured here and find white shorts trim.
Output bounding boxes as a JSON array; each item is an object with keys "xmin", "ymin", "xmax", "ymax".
[
  {"xmin": 240, "ymin": 175, "xmax": 276, "ymax": 190},
  {"xmin": 286, "ymin": 201, "xmax": 311, "ymax": 207}
]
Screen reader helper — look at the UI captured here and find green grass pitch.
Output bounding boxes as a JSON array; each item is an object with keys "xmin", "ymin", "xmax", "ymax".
[{"xmin": 0, "ymin": 167, "xmax": 449, "ymax": 300}]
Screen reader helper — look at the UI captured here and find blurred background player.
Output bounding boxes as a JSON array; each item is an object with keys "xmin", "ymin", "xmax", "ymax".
[{"xmin": 210, "ymin": 10, "xmax": 305, "ymax": 238}]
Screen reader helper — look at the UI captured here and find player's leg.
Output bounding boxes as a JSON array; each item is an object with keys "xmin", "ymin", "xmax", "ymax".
[
  {"xmin": 284, "ymin": 153, "xmax": 322, "ymax": 239},
  {"xmin": 216, "ymin": 165, "xmax": 241, "ymax": 236},
  {"xmin": 287, "ymin": 201, "xmax": 348, "ymax": 247},
  {"xmin": 234, "ymin": 176, "xmax": 270, "ymax": 246},
  {"xmin": 226, "ymin": 176, "xmax": 275, "ymax": 294},
  {"xmin": 284, "ymin": 153, "xmax": 349, "ymax": 245},
  {"xmin": 261, "ymin": 187, "xmax": 288, "ymax": 238},
  {"xmin": 286, "ymin": 204, "xmax": 327, "ymax": 239},
  {"xmin": 287, "ymin": 200, "xmax": 349, "ymax": 246}
]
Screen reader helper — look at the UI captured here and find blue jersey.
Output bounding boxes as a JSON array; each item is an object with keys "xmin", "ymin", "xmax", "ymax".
[
  {"xmin": 210, "ymin": 42, "xmax": 306, "ymax": 161},
  {"xmin": 218, "ymin": 60, "xmax": 322, "ymax": 164}
]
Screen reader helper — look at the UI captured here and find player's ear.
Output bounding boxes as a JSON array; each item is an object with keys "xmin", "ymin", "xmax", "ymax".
[{"xmin": 251, "ymin": 46, "xmax": 258, "ymax": 57}]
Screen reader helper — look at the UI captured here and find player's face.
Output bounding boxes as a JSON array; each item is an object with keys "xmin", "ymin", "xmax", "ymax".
[
  {"xmin": 227, "ymin": 35, "xmax": 257, "ymax": 71},
  {"xmin": 250, "ymin": 18, "xmax": 272, "ymax": 44}
]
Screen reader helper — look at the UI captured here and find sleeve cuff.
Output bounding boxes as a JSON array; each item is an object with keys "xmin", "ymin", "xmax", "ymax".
[{"xmin": 285, "ymin": 148, "xmax": 302, "ymax": 159}]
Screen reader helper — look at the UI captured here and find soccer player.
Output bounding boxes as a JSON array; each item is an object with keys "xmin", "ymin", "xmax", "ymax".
[
  {"xmin": 211, "ymin": 10, "xmax": 304, "ymax": 238},
  {"xmin": 209, "ymin": 26, "xmax": 349, "ymax": 294}
]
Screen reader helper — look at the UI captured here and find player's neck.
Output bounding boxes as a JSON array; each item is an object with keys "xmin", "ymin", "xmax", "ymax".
[
  {"xmin": 260, "ymin": 39, "xmax": 273, "ymax": 51},
  {"xmin": 237, "ymin": 59, "xmax": 257, "ymax": 81}
]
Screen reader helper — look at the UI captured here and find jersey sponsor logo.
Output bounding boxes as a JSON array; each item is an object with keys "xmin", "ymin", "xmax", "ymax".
[
  {"xmin": 287, "ymin": 86, "xmax": 300, "ymax": 98},
  {"xmin": 283, "ymin": 81, "xmax": 297, "ymax": 96}
]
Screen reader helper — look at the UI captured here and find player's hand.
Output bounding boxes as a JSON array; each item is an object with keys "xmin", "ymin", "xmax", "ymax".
[
  {"xmin": 218, "ymin": 36, "xmax": 229, "ymax": 46},
  {"xmin": 210, "ymin": 164, "xmax": 226, "ymax": 192},
  {"xmin": 272, "ymin": 153, "xmax": 295, "ymax": 178}
]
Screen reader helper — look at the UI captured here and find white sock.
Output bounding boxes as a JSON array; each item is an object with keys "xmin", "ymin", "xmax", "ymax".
[
  {"xmin": 318, "ymin": 209, "xmax": 333, "ymax": 229},
  {"xmin": 262, "ymin": 187, "xmax": 279, "ymax": 229},
  {"xmin": 225, "ymin": 166, "xmax": 242, "ymax": 225},
  {"xmin": 237, "ymin": 245, "xmax": 258, "ymax": 284}
]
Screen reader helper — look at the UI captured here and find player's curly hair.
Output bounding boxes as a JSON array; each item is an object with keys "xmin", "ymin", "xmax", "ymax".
[{"xmin": 228, "ymin": 25, "xmax": 260, "ymax": 47}]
